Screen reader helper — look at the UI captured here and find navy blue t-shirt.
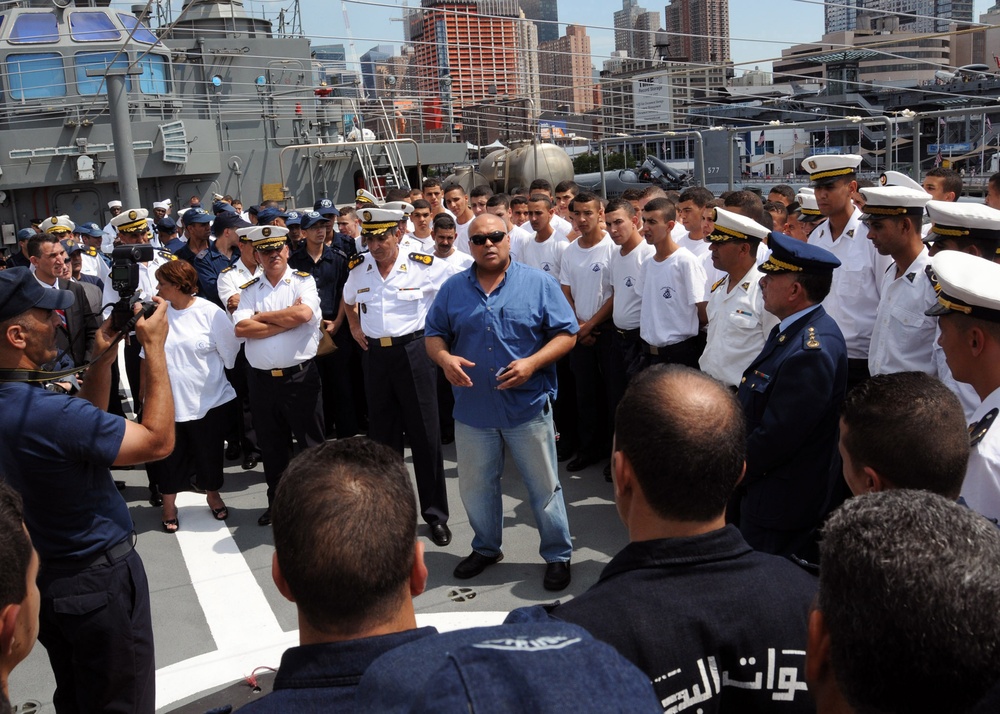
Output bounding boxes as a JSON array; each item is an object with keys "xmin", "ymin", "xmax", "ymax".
[{"xmin": 0, "ymin": 382, "xmax": 130, "ymax": 560}]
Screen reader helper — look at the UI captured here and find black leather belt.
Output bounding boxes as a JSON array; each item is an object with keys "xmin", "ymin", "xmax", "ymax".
[
  {"xmin": 44, "ymin": 532, "xmax": 136, "ymax": 571},
  {"xmin": 253, "ymin": 360, "xmax": 311, "ymax": 378},
  {"xmin": 642, "ymin": 335, "xmax": 700, "ymax": 357},
  {"xmin": 370, "ymin": 330, "xmax": 424, "ymax": 348},
  {"xmin": 615, "ymin": 327, "xmax": 640, "ymax": 338}
]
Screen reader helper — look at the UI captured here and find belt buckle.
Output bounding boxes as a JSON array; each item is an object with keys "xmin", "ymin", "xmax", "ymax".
[
  {"xmin": 379, "ymin": 337, "xmax": 393, "ymax": 348},
  {"xmin": 649, "ymin": 346, "xmax": 660, "ymax": 356},
  {"xmin": 270, "ymin": 368, "xmax": 284, "ymax": 377}
]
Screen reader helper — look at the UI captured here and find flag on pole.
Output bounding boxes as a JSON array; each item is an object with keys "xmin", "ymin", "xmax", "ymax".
[
  {"xmin": 994, "ymin": 54, "xmax": 1000, "ymax": 69},
  {"xmin": 824, "ymin": 127, "xmax": 830, "ymax": 147},
  {"xmin": 935, "ymin": 149, "xmax": 943, "ymax": 167},
  {"xmin": 988, "ymin": 116, "xmax": 993, "ymax": 134},
  {"xmin": 939, "ymin": 117, "xmax": 947, "ymax": 127},
  {"xmin": 793, "ymin": 129, "xmax": 799, "ymax": 142},
  {"xmin": 757, "ymin": 130, "xmax": 765, "ymax": 147}
]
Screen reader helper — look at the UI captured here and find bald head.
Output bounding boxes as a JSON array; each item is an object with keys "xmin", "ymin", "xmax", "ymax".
[
  {"xmin": 614, "ymin": 365, "xmax": 746, "ymax": 521},
  {"xmin": 468, "ymin": 212, "xmax": 506, "ymax": 236}
]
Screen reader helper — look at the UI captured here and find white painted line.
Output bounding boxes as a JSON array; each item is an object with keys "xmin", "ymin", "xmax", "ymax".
[{"xmin": 416, "ymin": 611, "xmax": 508, "ymax": 632}]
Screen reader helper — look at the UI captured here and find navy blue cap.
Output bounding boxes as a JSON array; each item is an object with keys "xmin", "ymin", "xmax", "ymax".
[
  {"xmin": 284, "ymin": 210, "xmax": 302, "ymax": 227},
  {"xmin": 212, "ymin": 211, "xmax": 251, "ymax": 235},
  {"xmin": 0, "ymin": 267, "xmax": 74, "ymax": 322},
  {"xmin": 247, "ymin": 204, "xmax": 260, "ymax": 216},
  {"xmin": 16, "ymin": 228, "xmax": 35, "ymax": 242},
  {"xmin": 182, "ymin": 208, "xmax": 213, "ymax": 225},
  {"xmin": 155, "ymin": 216, "xmax": 177, "ymax": 232},
  {"xmin": 300, "ymin": 211, "xmax": 330, "ymax": 230},
  {"xmin": 760, "ymin": 231, "xmax": 841, "ymax": 274},
  {"xmin": 256, "ymin": 207, "xmax": 289, "ymax": 225},
  {"xmin": 60, "ymin": 238, "xmax": 84, "ymax": 255},
  {"xmin": 313, "ymin": 198, "xmax": 341, "ymax": 217},
  {"xmin": 78, "ymin": 222, "xmax": 103, "ymax": 238},
  {"xmin": 213, "ymin": 201, "xmax": 237, "ymax": 215},
  {"xmin": 356, "ymin": 622, "xmax": 661, "ymax": 713}
]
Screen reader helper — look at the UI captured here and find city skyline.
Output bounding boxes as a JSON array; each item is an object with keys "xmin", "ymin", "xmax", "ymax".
[{"xmin": 305, "ymin": 0, "xmax": 997, "ymax": 73}]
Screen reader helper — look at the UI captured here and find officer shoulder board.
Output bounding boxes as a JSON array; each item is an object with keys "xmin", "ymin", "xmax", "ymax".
[
  {"xmin": 239, "ymin": 276, "xmax": 260, "ymax": 290},
  {"xmin": 158, "ymin": 249, "xmax": 177, "ymax": 261},
  {"xmin": 970, "ymin": 408, "xmax": 998, "ymax": 447},
  {"xmin": 710, "ymin": 277, "xmax": 726, "ymax": 293},
  {"xmin": 803, "ymin": 325, "xmax": 822, "ymax": 350},
  {"xmin": 293, "ymin": 270, "xmax": 311, "ymax": 279},
  {"xmin": 349, "ymin": 254, "xmax": 365, "ymax": 270},
  {"xmin": 409, "ymin": 252, "xmax": 433, "ymax": 265},
  {"xmin": 220, "ymin": 265, "xmax": 235, "ymax": 274},
  {"xmin": 84, "ymin": 246, "xmax": 99, "ymax": 257}
]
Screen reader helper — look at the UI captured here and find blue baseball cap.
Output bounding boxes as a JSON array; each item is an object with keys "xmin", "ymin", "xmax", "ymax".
[
  {"xmin": 212, "ymin": 211, "xmax": 251, "ymax": 235},
  {"xmin": 16, "ymin": 228, "xmax": 35, "ymax": 242},
  {"xmin": 60, "ymin": 238, "xmax": 84, "ymax": 256},
  {"xmin": 78, "ymin": 223, "xmax": 103, "ymax": 238},
  {"xmin": 213, "ymin": 201, "xmax": 237, "ymax": 215},
  {"xmin": 284, "ymin": 210, "xmax": 302, "ymax": 227},
  {"xmin": 256, "ymin": 207, "xmax": 289, "ymax": 225},
  {"xmin": 0, "ymin": 267, "xmax": 74, "ymax": 322},
  {"xmin": 300, "ymin": 211, "xmax": 330, "ymax": 230},
  {"xmin": 313, "ymin": 198, "xmax": 341, "ymax": 217},
  {"xmin": 182, "ymin": 208, "xmax": 213, "ymax": 225},
  {"xmin": 155, "ymin": 216, "xmax": 177, "ymax": 232}
]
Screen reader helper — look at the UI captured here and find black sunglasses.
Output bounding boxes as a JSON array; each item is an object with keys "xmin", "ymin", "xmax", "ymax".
[{"xmin": 469, "ymin": 231, "xmax": 506, "ymax": 246}]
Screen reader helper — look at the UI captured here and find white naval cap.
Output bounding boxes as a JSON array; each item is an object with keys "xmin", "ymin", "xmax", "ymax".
[
  {"xmin": 924, "ymin": 200, "xmax": 1000, "ymax": 247},
  {"xmin": 380, "ymin": 201, "xmax": 414, "ymax": 217},
  {"xmin": 859, "ymin": 186, "xmax": 931, "ymax": 219},
  {"xmin": 108, "ymin": 200, "xmax": 122, "ymax": 209},
  {"xmin": 110, "ymin": 208, "xmax": 149, "ymax": 232},
  {"xmin": 706, "ymin": 207, "xmax": 769, "ymax": 243},
  {"xmin": 239, "ymin": 224, "xmax": 290, "ymax": 250},
  {"xmin": 152, "ymin": 200, "xmax": 169, "ymax": 211},
  {"xmin": 39, "ymin": 215, "xmax": 75, "ymax": 234},
  {"xmin": 926, "ymin": 250, "xmax": 1000, "ymax": 321},
  {"xmin": 801, "ymin": 154, "xmax": 863, "ymax": 185},
  {"xmin": 879, "ymin": 170, "xmax": 925, "ymax": 192},
  {"xmin": 356, "ymin": 189, "xmax": 379, "ymax": 206},
  {"xmin": 359, "ymin": 207, "xmax": 406, "ymax": 236},
  {"xmin": 795, "ymin": 191, "xmax": 823, "ymax": 222}
]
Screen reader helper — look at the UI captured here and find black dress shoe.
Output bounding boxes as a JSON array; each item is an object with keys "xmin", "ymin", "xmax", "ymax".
[
  {"xmin": 225, "ymin": 442, "xmax": 241, "ymax": 461},
  {"xmin": 148, "ymin": 488, "xmax": 162, "ymax": 508},
  {"xmin": 242, "ymin": 455, "xmax": 259, "ymax": 470},
  {"xmin": 257, "ymin": 509, "xmax": 271, "ymax": 526},
  {"xmin": 115, "ymin": 480, "xmax": 126, "ymax": 491},
  {"xmin": 453, "ymin": 551, "xmax": 504, "ymax": 579},
  {"xmin": 543, "ymin": 561, "xmax": 572, "ymax": 591},
  {"xmin": 430, "ymin": 523, "xmax": 452, "ymax": 547},
  {"xmin": 566, "ymin": 453, "xmax": 601, "ymax": 472}
]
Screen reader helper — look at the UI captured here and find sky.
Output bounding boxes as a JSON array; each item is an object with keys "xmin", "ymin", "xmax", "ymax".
[{"xmin": 286, "ymin": 0, "xmax": 999, "ymax": 74}]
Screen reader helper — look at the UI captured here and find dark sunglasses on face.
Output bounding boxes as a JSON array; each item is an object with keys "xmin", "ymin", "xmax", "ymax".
[{"xmin": 469, "ymin": 231, "xmax": 506, "ymax": 246}]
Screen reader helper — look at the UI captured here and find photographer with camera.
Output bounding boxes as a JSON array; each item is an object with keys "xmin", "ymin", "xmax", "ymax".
[{"xmin": 0, "ymin": 267, "xmax": 174, "ymax": 713}]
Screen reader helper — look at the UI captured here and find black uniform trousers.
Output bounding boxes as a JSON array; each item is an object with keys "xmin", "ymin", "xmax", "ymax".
[
  {"xmin": 568, "ymin": 326, "xmax": 614, "ymax": 462},
  {"xmin": 248, "ymin": 360, "xmax": 325, "ymax": 504},
  {"xmin": 316, "ymin": 323, "xmax": 361, "ymax": 439},
  {"xmin": 38, "ymin": 546, "xmax": 155, "ymax": 714},
  {"xmin": 608, "ymin": 326, "xmax": 643, "ymax": 421},
  {"xmin": 225, "ymin": 345, "xmax": 261, "ymax": 459},
  {"xmin": 364, "ymin": 337, "xmax": 448, "ymax": 525}
]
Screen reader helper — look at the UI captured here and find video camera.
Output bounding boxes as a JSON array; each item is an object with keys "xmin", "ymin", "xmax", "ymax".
[{"xmin": 110, "ymin": 245, "xmax": 157, "ymax": 332}]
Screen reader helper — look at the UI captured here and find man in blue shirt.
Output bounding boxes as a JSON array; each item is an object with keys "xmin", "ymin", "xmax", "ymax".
[
  {"xmin": 0, "ymin": 267, "xmax": 175, "ymax": 713},
  {"xmin": 426, "ymin": 213, "xmax": 578, "ymax": 591}
]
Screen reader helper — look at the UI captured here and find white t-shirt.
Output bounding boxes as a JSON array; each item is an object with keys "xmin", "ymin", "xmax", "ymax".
[
  {"xmin": 560, "ymin": 235, "xmax": 615, "ymax": 323},
  {"xmin": 610, "ymin": 241, "xmax": 654, "ymax": 330},
  {"xmin": 676, "ymin": 231, "xmax": 710, "ymax": 259},
  {"xmin": 158, "ymin": 297, "xmax": 239, "ymax": 421},
  {"xmin": 439, "ymin": 249, "xmax": 475, "ymax": 270},
  {"xmin": 454, "ymin": 215, "xmax": 474, "ymax": 254},
  {"xmin": 519, "ymin": 230, "xmax": 570, "ymax": 281},
  {"xmin": 552, "ymin": 214, "xmax": 573, "ymax": 236},
  {"xmin": 637, "ymin": 247, "xmax": 706, "ymax": 347}
]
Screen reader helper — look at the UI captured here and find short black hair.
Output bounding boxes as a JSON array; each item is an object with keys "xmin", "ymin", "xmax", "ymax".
[
  {"xmin": 27, "ymin": 234, "xmax": 60, "ymax": 259},
  {"xmin": 569, "ymin": 191, "xmax": 601, "ymax": 211},
  {"xmin": 554, "ymin": 180, "xmax": 579, "ymax": 196},
  {"xmin": 509, "ymin": 195, "xmax": 528, "ymax": 208},
  {"xmin": 410, "ymin": 199, "xmax": 431, "ymax": 211},
  {"xmin": 432, "ymin": 213, "xmax": 456, "ymax": 231},
  {"xmin": 614, "ymin": 366, "xmax": 746, "ymax": 521},
  {"xmin": 841, "ymin": 372, "xmax": 968, "ymax": 498},
  {"xmin": 271, "ymin": 438, "xmax": 417, "ymax": 636},
  {"xmin": 620, "ymin": 188, "xmax": 644, "ymax": 202},
  {"xmin": 527, "ymin": 194, "xmax": 553, "ymax": 209},
  {"xmin": 384, "ymin": 187, "xmax": 409, "ymax": 202},
  {"xmin": 793, "ymin": 272, "xmax": 833, "ymax": 303},
  {"xmin": 925, "ymin": 167, "xmax": 963, "ymax": 200},
  {"xmin": 678, "ymin": 187, "xmax": 714, "ymax": 208},
  {"xmin": 0, "ymin": 482, "xmax": 30, "ymax": 610},
  {"xmin": 604, "ymin": 199, "xmax": 635, "ymax": 217},
  {"xmin": 470, "ymin": 185, "xmax": 494, "ymax": 200},
  {"xmin": 485, "ymin": 193, "xmax": 509, "ymax": 210},
  {"xmin": 442, "ymin": 182, "xmax": 465, "ymax": 196},
  {"xmin": 768, "ymin": 184, "xmax": 796, "ymax": 202},
  {"xmin": 723, "ymin": 190, "xmax": 766, "ymax": 225},
  {"xmin": 643, "ymin": 196, "xmax": 676, "ymax": 222},
  {"xmin": 819, "ymin": 490, "xmax": 1000, "ymax": 714},
  {"xmin": 422, "ymin": 177, "xmax": 441, "ymax": 189},
  {"xmin": 763, "ymin": 201, "xmax": 788, "ymax": 222},
  {"xmin": 528, "ymin": 178, "xmax": 552, "ymax": 195}
]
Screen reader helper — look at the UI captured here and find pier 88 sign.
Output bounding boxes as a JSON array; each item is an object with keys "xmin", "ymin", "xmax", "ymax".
[{"xmin": 633, "ymin": 74, "xmax": 673, "ymax": 127}]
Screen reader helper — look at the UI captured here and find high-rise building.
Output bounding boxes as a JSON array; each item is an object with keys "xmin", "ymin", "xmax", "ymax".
[
  {"xmin": 519, "ymin": 0, "xmax": 559, "ymax": 44},
  {"xmin": 663, "ymin": 0, "xmax": 730, "ymax": 64},
  {"xmin": 360, "ymin": 44, "xmax": 394, "ymax": 99},
  {"xmin": 538, "ymin": 24, "xmax": 596, "ymax": 113},
  {"xmin": 407, "ymin": 0, "xmax": 522, "ymax": 118},
  {"xmin": 825, "ymin": 0, "xmax": 973, "ymax": 34},
  {"xmin": 613, "ymin": 0, "xmax": 660, "ymax": 59},
  {"xmin": 516, "ymin": 9, "xmax": 541, "ymax": 118}
]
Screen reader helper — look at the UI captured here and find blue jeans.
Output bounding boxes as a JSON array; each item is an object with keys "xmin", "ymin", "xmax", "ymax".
[{"xmin": 455, "ymin": 406, "xmax": 573, "ymax": 563}]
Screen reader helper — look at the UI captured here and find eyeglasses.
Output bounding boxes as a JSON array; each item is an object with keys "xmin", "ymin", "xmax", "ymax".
[{"xmin": 468, "ymin": 231, "xmax": 506, "ymax": 246}]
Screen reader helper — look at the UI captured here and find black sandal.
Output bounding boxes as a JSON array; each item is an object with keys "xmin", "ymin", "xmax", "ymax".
[
  {"xmin": 211, "ymin": 507, "xmax": 229, "ymax": 521},
  {"xmin": 162, "ymin": 518, "xmax": 179, "ymax": 534}
]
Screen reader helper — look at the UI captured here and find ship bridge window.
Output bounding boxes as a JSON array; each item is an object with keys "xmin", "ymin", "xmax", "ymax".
[
  {"xmin": 9, "ymin": 13, "xmax": 58, "ymax": 44},
  {"xmin": 116, "ymin": 14, "xmax": 158, "ymax": 45},
  {"xmin": 69, "ymin": 12, "xmax": 122, "ymax": 42},
  {"xmin": 75, "ymin": 51, "xmax": 131, "ymax": 95},
  {"xmin": 137, "ymin": 54, "xmax": 169, "ymax": 95},
  {"xmin": 7, "ymin": 53, "xmax": 65, "ymax": 100}
]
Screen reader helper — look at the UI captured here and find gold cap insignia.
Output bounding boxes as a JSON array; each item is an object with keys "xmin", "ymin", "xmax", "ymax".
[
  {"xmin": 128, "ymin": 210, "xmax": 137, "ymax": 221},
  {"xmin": 363, "ymin": 210, "xmax": 372, "ymax": 222},
  {"xmin": 808, "ymin": 160, "xmax": 817, "ymax": 169},
  {"xmin": 262, "ymin": 227, "xmax": 272, "ymax": 237}
]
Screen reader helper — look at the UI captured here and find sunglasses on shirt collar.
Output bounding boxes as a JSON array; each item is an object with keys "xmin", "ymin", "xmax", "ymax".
[{"xmin": 468, "ymin": 231, "xmax": 506, "ymax": 246}]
